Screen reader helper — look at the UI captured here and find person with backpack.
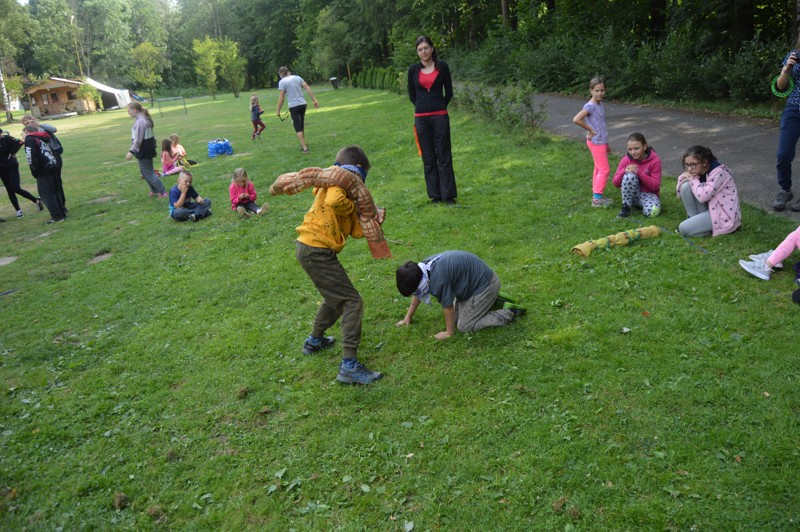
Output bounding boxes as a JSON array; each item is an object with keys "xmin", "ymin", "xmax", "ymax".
[
  {"xmin": 22, "ymin": 115, "xmax": 66, "ymax": 214},
  {"xmin": 23, "ymin": 124, "xmax": 65, "ymax": 224},
  {"xmin": 0, "ymin": 128, "xmax": 42, "ymax": 218}
]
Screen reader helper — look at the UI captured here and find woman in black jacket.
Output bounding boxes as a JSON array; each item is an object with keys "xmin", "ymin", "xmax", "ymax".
[
  {"xmin": 0, "ymin": 129, "xmax": 41, "ymax": 218},
  {"xmin": 407, "ymin": 36, "xmax": 457, "ymax": 204}
]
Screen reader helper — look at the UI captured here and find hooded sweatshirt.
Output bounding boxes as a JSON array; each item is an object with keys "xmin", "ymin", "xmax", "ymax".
[{"xmin": 612, "ymin": 147, "xmax": 662, "ymax": 196}]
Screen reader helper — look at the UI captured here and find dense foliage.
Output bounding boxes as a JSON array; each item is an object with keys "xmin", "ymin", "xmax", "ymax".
[{"xmin": 0, "ymin": 0, "xmax": 797, "ymax": 103}]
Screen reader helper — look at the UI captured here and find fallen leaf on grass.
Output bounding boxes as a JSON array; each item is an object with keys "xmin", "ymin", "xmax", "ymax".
[
  {"xmin": 238, "ymin": 387, "xmax": 250, "ymax": 399},
  {"xmin": 621, "ymin": 327, "xmax": 631, "ymax": 333},
  {"xmin": 113, "ymin": 492, "xmax": 129, "ymax": 510},
  {"xmin": 763, "ymin": 391, "xmax": 770, "ymax": 398},
  {"xmin": 553, "ymin": 495, "xmax": 568, "ymax": 512},
  {"xmin": 258, "ymin": 406, "xmax": 272, "ymax": 415},
  {"xmin": 642, "ymin": 311, "xmax": 651, "ymax": 317}
]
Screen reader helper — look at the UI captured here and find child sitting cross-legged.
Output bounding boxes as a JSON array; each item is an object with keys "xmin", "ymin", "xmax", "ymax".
[
  {"xmin": 169, "ymin": 169, "xmax": 211, "ymax": 222},
  {"xmin": 229, "ymin": 167, "xmax": 268, "ymax": 217}
]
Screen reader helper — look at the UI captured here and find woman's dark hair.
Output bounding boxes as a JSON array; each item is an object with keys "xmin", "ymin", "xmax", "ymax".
[
  {"xmin": 128, "ymin": 102, "xmax": 154, "ymax": 128},
  {"xmin": 396, "ymin": 261, "xmax": 423, "ymax": 297},
  {"xmin": 682, "ymin": 145, "xmax": 715, "ymax": 164},
  {"xmin": 335, "ymin": 145, "xmax": 371, "ymax": 171},
  {"xmin": 415, "ymin": 36, "xmax": 438, "ymax": 64}
]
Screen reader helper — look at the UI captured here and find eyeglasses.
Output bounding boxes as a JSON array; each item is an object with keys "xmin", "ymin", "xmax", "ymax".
[
  {"xmin": 684, "ymin": 161, "xmax": 703, "ymax": 170},
  {"xmin": 417, "ymin": 46, "xmax": 432, "ymax": 52}
]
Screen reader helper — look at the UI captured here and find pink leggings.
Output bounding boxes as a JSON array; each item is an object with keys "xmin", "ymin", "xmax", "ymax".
[
  {"xmin": 586, "ymin": 140, "xmax": 610, "ymax": 195},
  {"xmin": 769, "ymin": 225, "xmax": 800, "ymax": 266}
]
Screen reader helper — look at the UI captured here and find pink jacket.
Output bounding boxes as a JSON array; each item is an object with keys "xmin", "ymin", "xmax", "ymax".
[
  {"xmin": 612, "ymin": 148, "xmax": 662, "ymax": 196},
  {"xmin": 676, "ymin": 163, "xmax": 741, "ymax": 236},
  {"xmin": 229, "ymin": 180, "xmax": 258, "ymax": 209}
]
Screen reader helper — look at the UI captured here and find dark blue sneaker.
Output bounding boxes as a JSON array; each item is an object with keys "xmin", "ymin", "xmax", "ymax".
[
  {"xmin": 336, "ymin": 360, "xmax": 383, "ymax": 385},
  {"xmin": 301, "ymin": 335, "xmax": 335, "ymax": 355}
]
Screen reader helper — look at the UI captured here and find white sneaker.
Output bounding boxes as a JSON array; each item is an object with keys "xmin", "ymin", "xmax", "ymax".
[
  {"xmin": 739, "ymin": 259, "xmax": 772, "ymax": 280},
  {"xmin": 748, "ymin": 250, "xmax": 783, "ymax": 269},
  {"xmin": 16, "ymin": 210, "xmax": 23, "ymax": 218}
]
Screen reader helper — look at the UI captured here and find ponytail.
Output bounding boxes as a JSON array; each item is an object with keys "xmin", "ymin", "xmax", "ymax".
[{"xmin": 128, "ymin": 102, "xmax": 154, "ymax": 128}]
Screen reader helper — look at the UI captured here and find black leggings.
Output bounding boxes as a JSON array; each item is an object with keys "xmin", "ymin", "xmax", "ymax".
[{"xmin": 0, "ymin": 165, "xmax": 37, "ymax": 211}]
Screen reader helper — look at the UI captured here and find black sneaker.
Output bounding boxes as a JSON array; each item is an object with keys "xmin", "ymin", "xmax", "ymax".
[
  {"xmin": 774, "ymin": 190, "xmax": 794, "ymax": 211},
  {"xmin": 617, "ymin": 204, "xmax": 631, "ymax": 218},
  {"xmin": 301, "ymin": 335, "xmax": 335, "ymax": 355},
  {"xmin": 46, "ymin": 217, "xmax": 64, "ymax": 224},
  {"xmin": 36, "ymin": 199, "xmax": 44, "ymax": 211},
  {"xmin": 188, "ymin": 213, "xmax": 198, "ymax": 222},
  {"xmin": 791, "ymin": 199, "xmax": 800, "ymax": 212}
]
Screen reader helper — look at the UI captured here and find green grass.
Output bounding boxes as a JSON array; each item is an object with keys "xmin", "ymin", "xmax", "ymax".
[{"xmin": 1, "ymin": 88, "xmax": 799, "ymax": 529}]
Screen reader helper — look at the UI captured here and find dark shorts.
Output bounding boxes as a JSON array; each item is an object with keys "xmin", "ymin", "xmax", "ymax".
[{"xmin": 290, "ymin": 104, "xmax": 307, "ymax": 133}]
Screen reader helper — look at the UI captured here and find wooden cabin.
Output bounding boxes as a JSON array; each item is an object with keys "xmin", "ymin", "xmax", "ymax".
[{"xmin": 26, "ymin": 77, "xmax": 96, "ymax": 118}]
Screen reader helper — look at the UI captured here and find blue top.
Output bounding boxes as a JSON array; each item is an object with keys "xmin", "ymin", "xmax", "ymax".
[
  {"xmin": 169, "ymin": 184, "xmax": 199, "ymax": 215},
  {"xmin": 782, "ymin": 50, "xmax": 800, "ymax": 107},
  {"xmin": 582, "ymin": 101, "xmax": 608, "ymax": 145},
  {"xmin": 425, "ymin": 250, "xmax": 494, "ymax": 308}
]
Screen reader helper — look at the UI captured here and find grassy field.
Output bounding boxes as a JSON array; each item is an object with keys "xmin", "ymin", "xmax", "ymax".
[{"xmin": 1, "ymin": 88, "xmax": 799, "ymax": 529}]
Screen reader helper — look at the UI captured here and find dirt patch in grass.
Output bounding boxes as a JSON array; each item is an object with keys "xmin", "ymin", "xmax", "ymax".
[
  {"xmin": 0, "ymin": 256, "xmax": 18, "ymax": 266},
  {"xmin": 88, "ymin": 195, "xmax": 115, "ymax": 204},
  {"xmin": 88, "ymin": 253, "xmax": 112, "ymax": 264}
]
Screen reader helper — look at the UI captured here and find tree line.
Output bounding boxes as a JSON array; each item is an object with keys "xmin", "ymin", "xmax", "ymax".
[{"xmin": 0, "ymin": 0, "xmax": 797, "ymax": 105}]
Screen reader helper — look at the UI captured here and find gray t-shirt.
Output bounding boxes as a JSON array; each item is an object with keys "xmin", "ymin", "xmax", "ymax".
[
  {"xmin": 582, "ymin": 101, "xmax": 608, "ymax": 145},
  {"xmin": 278, "ymin": 74, "xmax": 307, "ymax": 108},
  {"xmin": 425, "ymin": 250, "xmax": 494, "ymax": 308}
]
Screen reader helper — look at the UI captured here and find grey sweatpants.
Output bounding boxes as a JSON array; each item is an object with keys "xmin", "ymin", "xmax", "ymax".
[
  {"xmin": 454, "ymin": 272, "xmax": 515, "ymax": 333},
  {"xmin": 296, "ymin": 241, "xmax": 362, "ymax": 357},
  {"xmin": 137, "ymin": 157, "xmax": 166, "ymax": 194},
  {"xmin": 678, "ymin": 181, "xmax": 712, "ymax": 237}
]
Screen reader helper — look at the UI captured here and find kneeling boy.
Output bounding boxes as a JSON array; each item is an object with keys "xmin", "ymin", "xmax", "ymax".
[
  {"xmin": 169, "ymin": 169, "xmax": 211, "ymax": 222},
  {"xmin": 395, "ymin": 250, "xmax": 525, "ymax": 339}
]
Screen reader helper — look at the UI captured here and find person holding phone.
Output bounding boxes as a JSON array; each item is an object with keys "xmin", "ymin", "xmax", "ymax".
[{"xmin": 772, "ymin": 39, "xmax": 800, "ymax": 211}]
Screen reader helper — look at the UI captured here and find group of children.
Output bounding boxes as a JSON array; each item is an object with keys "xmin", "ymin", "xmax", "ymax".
[{"xmin": 574, "ymin": 76, "xmax": 800, "ymax": 303}]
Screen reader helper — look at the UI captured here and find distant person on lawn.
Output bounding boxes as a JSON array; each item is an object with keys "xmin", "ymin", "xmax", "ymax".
[
  {"xmin": 22, "ymin": 114, "xmax": 66, "ymax": 214},
  {"xmin": 229, "ymin": 167, "xmax": 267, "ymax": 217},
  {"xmin": 0, "ymin": 128, "xmax": 42, "ymax": 219},
  {"xmin": 125, "ymin": 102, "xmax": 166, "ymax": 197},
  {"xmin": 276, "ymin": 67, "xmax": 319, "ymax": 153},
  {"xmin": 169, "ymin": 169, "xmax": 211, "ymax": 222},
  {"xmin": 395, "ymin": 250, "xmax": 525, "ymax": 339},
  {"xmin": 22, "ymin": 124, "xmax": 65, "ymax": 224}
]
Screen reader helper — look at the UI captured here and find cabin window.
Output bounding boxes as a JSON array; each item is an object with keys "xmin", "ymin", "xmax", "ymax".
[{"xmin": 50, "ymin": 92, "xmax": 59, "ymax": 102}]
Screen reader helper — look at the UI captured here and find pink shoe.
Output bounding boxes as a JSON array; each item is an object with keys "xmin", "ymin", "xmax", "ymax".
[{"xmin": 159, "ymin": 193, "xmax": 168, "ymax": 198}]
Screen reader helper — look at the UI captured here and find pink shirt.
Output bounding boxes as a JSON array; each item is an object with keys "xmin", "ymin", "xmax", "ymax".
[{"xmin": 229, "ymin": 180, "xmax": 258, "ymax": 209}]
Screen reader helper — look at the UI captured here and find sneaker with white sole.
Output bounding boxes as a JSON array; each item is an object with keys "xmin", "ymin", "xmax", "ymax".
[
  {"xmin": 16, "ymin": 210, "xmax": 23, "ymax": 218},
  {"xmin": 591, "ymin": 197, "xmax": 613, "ymax": 208},
  {"xmin": 748, "ymin": 250, "xmax": 783, "ymax": 269},
  {"xmin": 739, "ymin": 258, "xmax": 772, "ymax": 280},
  {"xmin": 336, "ymin": 360, "xmax": 383, "ymax": 385}
]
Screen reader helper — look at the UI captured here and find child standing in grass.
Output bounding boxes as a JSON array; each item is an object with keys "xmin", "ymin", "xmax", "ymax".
[
  {"xmin": 612, "ymin": 132, "xmax": 662, "ymax": 218},
  {"xmin": 229, "ymin": 168, "xmax": 267, "ymax": 217},
  {"xmin": 250, "ymin": 94, "xmax": 266, "ymax": 140},
  {"xmin": 395, "ymin": 250, "xmax": 525, "ymax": 339},
  {"xmin": 573, "ymin": 77, "xmax": 612, "ymax": 207},
  {"xmin": 169, "ymin": 169, "xmax": 211, "ymax": 222},
  {"xmin": 22, "ymin": 124, "xmax": 65, "ymax": 224},
  {"xmin": 160, "ymin": 139, "xmax": 182, "ymax": 176},
  {"xmin": 278, "ymin": 145, "xmax": 383, "ymax": 385}
]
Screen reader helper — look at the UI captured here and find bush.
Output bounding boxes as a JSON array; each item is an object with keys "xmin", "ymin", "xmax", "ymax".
[
  {"xmin": 352, "ymin": 66, "xmax": 403, "ymax": 94},
  {"xmin": 454, "ymin": 81, "xmax": 546, "ymax": 133},
  {"xmin": 726, "ymin": 35, "xmax": 788, "ymax": 103}
]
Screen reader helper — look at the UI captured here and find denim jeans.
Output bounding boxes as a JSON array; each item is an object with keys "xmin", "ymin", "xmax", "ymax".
[{"xmin": 776, "ymin": 104, "xmax": 800, "ymax": 192}]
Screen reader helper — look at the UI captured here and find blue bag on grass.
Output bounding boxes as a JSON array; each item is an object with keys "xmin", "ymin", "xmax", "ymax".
[{"xmin": 208, "ymin": 138, "xmax": 233, "ymax": 157}]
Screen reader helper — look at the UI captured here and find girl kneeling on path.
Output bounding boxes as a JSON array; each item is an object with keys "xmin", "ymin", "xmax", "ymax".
[
  {"xmin": 612, "ymin": 132, "xmax": 662, "ymax": 218},
  {"xmin": 676, "ymin": 145, "xmax": 740, "ymax": 237}
]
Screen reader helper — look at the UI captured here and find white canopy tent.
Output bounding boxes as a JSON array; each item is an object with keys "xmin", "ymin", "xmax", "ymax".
[{"xmin": 84, "ymin": 77, "xmax": 131, "ymax": 110}]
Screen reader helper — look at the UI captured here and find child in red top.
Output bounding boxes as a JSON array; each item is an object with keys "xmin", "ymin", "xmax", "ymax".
[{"xmin": 229, "ymin": 167, "xmax": 267, "ymax": 217}]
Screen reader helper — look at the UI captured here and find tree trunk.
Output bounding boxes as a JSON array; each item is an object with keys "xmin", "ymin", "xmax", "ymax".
[
  {"xmin": 648, "ymin": 0, "xmax": 666, "ymax": 40},
  {"xmin": 0, "ymin": 64, "xmax": 13, "ymax": 124},
  {"xmin": 501, "ymin": 0, "xmax": 510, "ymax": 28}
]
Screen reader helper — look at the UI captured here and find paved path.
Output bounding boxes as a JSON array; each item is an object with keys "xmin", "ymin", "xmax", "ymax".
[{"xmin": 533, "ymin": 93, "xmax": 800, "ymax": 219}]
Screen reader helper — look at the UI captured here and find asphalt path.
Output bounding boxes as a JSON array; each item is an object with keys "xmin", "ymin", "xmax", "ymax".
[{"xmin": 533, "ymin": 93, "xmax": 800, "ymax": 219}]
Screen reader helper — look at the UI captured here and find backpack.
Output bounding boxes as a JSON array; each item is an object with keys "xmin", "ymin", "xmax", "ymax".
[{"xmin": 48, "ymin": 132, "xmax": 64, "ymax": 155}]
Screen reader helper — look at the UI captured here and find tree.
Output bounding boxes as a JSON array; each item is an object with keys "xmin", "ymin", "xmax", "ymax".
[
  {"xmin": 0, "ymin": 0, "xmax": 31, "ymax": 122},
  {"xmin": 76, "ymin": 0, "xmax": 134, "ymax": 83},
  {"xmin": 217, "ymin": 37, "xmax": 246, "ymax": 97},
  {"xmin": 27, "ymin": 0, "xmax": 79, "ymax": 77},
  {"xmin": 131, "ymin": 41, "xmax": 167, "ymax": 103},
  {"xmin": 193, "ymin": 36, "xmax": 219, "ymax": 99}
]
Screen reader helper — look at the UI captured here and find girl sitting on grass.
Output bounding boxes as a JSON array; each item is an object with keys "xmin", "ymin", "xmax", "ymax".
[
  {"xmin": 170, "ymin": 134, "xmax": 196, "ymax": 167},
  {"xmin": 229, "ymin": 168, "xmax": 267, "ymax": 217},
  {"xmin": 612, "ymin": 132, "xmax": 662, "ymax": 218},
  {"xmin": 160, "ymin": 139, "xmax": 182, "ymax": 176},
  {"xmin": 676, "ymin": 145, "xmax": 740, "ymax": 237}
]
